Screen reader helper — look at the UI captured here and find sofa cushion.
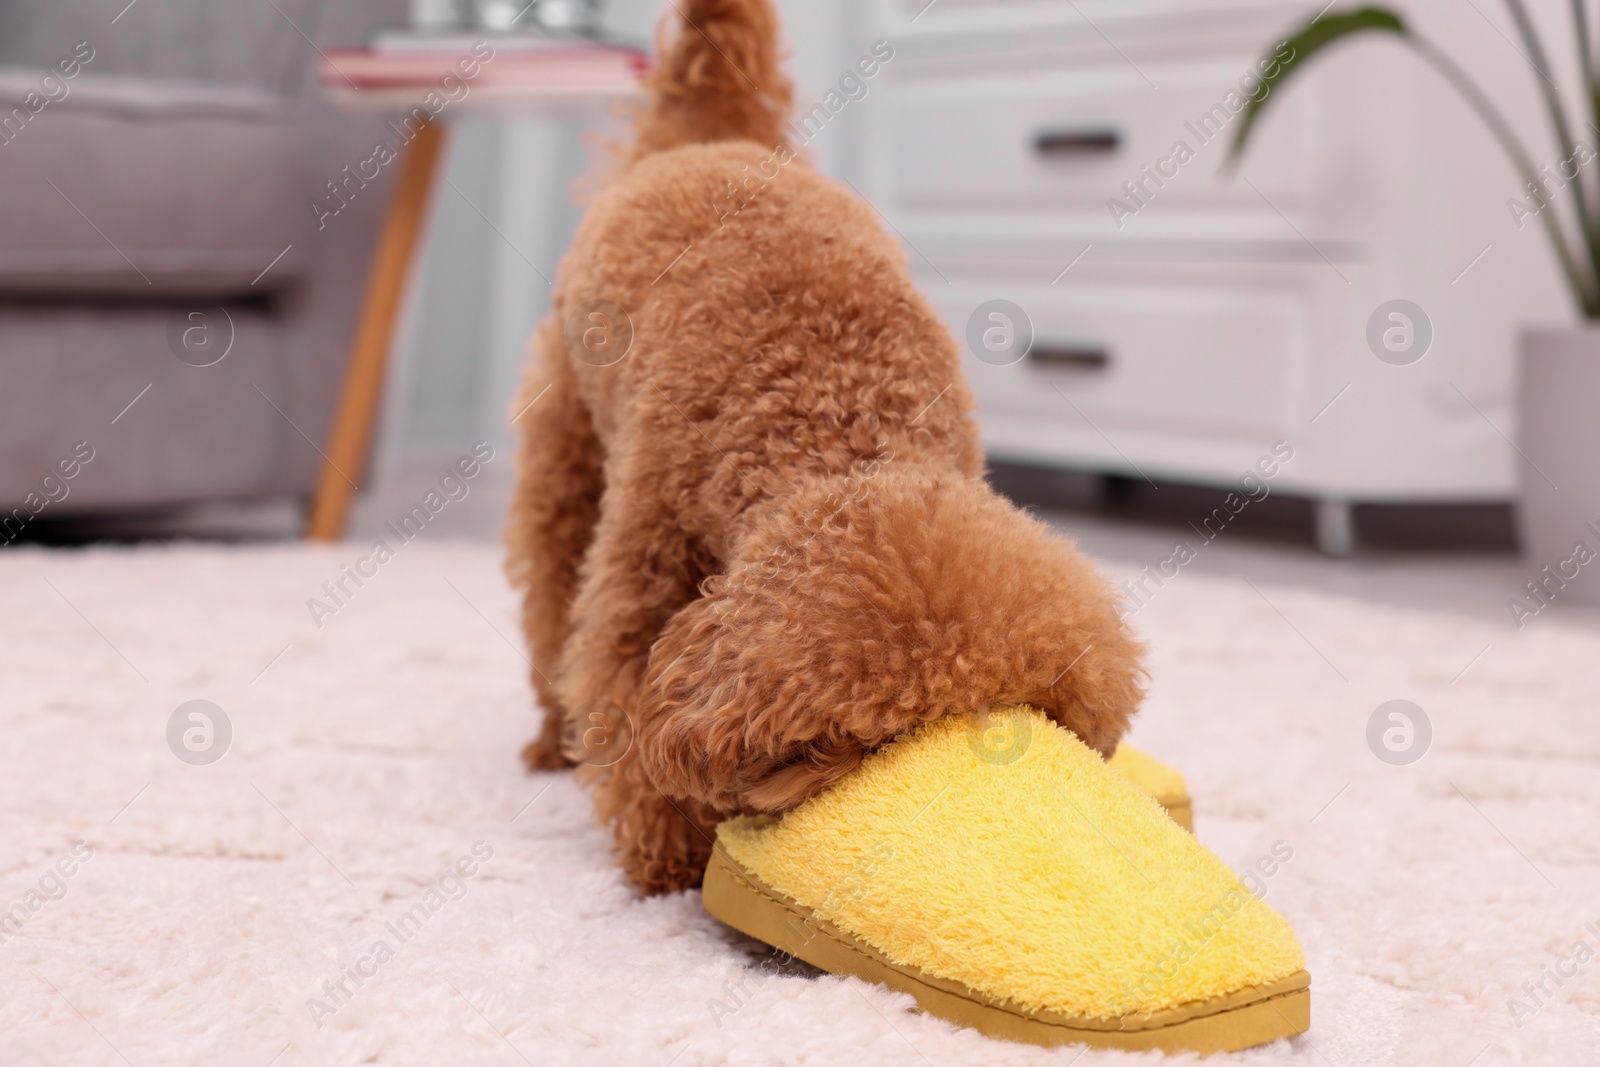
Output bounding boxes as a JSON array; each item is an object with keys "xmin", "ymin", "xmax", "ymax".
[
  {"xmin": 0, "ymin": 303, "xmax": 292, "ymax": 511},
  {"xmin": 0, "ymin": 68, "xmax": 316, "ymax": 298},
  {"xmin": 0, "ymin": 0, "xmax": 321, "ymax": 95}
]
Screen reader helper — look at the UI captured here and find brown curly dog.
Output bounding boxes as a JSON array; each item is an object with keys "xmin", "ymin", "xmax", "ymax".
[{"xmin": 505, "ymin": 0, "xmax": 1145, "ymax": 895}]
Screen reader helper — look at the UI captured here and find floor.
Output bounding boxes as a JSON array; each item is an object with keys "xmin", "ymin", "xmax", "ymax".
[
  {"xmin": 3, "ymin": 528, "xmax": 1597, "ymax": 1065},
  {"xmin": 13, "ymin": 461, "xmax": 1600, "ymax": 1067}
]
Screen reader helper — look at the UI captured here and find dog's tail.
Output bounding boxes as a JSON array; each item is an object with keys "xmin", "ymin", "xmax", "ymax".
[{"xmin": 628, "ymin": 0, "xmax": 792, "ymax": 162}]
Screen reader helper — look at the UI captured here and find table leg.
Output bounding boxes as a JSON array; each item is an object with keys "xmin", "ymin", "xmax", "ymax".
[
  {"xmin": 306, "ymin": 120, "xmax": 448, "ymax": 541},
  {"xmin": 1315, "ymin": 498, "xmax": 1355, "ymax": 557}
]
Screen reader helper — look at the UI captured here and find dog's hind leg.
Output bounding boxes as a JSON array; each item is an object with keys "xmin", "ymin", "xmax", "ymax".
[{"xmin": 506, "ymin": 318, "xmax": 605, "ymax": 771}]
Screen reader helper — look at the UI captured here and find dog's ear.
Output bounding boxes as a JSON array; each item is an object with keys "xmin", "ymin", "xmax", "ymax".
[{"xmin": 638, "ymin": 466, "xmax": 1146, "ymax": 816}]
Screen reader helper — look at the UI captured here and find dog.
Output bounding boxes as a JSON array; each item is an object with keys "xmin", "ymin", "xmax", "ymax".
[{"xmin": 505, "ymin": 0, "xmax": 1146, "ymax": 896}]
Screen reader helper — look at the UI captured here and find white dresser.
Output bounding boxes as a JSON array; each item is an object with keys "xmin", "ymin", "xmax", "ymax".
[{"xmin": 846, "ymin": 0, "xmax": 1569, "ymax": 551}]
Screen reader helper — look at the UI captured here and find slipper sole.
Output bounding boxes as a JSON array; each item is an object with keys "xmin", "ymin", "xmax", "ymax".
[
  {"xmin": 1161, "ymin": 798, "xmax": 1194, "ymax": 832},
  {"xmin": 704, "ymin": 841, "xmax": 1310, "ymax": 1053},
  {"xmin": 1109, "ymin": 744, "xmax": 1193, "ymax": 831}
]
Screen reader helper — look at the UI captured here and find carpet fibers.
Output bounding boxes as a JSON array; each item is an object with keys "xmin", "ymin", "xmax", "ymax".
[{"xmin": 2, "ymin": 541, "xmax": 1598, "ymax": 1066}]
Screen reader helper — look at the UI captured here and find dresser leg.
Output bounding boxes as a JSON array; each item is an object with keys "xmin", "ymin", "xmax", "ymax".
[{"xmin": 1315, "ymin": 499, "xmax": 1355, "ymax": 557}]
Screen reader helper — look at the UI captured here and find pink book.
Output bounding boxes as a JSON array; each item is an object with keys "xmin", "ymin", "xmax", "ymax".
[{"xmin": 319, "ymin": 42, "xmax": 647, "ymax": 93}]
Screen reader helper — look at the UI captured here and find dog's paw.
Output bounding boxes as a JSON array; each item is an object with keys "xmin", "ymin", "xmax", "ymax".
[{"xmin": 521, "ymin": 735, "xmax": 574, "ymax": 772}]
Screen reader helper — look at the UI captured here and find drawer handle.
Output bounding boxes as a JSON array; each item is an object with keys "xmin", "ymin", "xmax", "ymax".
[
  {"xmin": 1033, "ymin": 128, "xmax": 1120, "ymax": 157},
  {"xmin": 1028, "ymin": 345, "xmax": 1110, "ymax": 370}
]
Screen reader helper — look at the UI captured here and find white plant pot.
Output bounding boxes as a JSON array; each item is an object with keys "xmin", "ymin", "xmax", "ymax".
[{"xmin": 1517, "ymin": 326, "xmax": 1600, "ymax": 609}]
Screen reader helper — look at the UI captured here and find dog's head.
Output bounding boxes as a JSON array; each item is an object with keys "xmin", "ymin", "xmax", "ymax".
[{"xmin": 638, "ymin": 465, "xmax": 1146, "ymax": 816}]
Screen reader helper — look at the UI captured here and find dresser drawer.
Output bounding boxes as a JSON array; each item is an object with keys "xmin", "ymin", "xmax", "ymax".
[
  {"xmin": 877, "ymin": 0, "xmax": 1298, "ymax": 26},
  {"xmin": 932, "ymin": 281, "xmax": 1307, "ymax": 441},
  {"xmin": 887, "ymin": 58, "xmax": 1314, "ymax": 217}
]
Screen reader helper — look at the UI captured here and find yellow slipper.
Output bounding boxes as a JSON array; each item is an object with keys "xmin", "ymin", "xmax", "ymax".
[
  {"xmin": 1110, "ymin": 743, "xmax": 1193, "ymax": 831},
  {"xmin": 703, "ymin": 707, "xmax": 1309, "ymax": 1053}
]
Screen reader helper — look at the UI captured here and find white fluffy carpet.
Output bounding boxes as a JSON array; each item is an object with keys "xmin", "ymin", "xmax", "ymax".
[{"xmin": 3, "ymin": 540, "xmax": 1599, "ymax": 1066}]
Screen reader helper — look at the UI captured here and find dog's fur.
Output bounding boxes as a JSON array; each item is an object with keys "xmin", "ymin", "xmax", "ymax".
[{"xmin": 506, "ymin": 0, "xmax": 1146, "ymax": 895}]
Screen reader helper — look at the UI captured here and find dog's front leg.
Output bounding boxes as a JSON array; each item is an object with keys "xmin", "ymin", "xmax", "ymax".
[
  {"xmin": 556, "ymin": 481, "xmax": 721, "ymax": 894},
  {"xmin": 637, "ymin": 467, "xmax": 1147, "ymax": 821}
]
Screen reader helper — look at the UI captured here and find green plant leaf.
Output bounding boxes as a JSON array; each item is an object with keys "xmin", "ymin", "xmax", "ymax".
[{"xmin": 1229, "ymin": 7, "xmax": 1410, "ymax": 164}]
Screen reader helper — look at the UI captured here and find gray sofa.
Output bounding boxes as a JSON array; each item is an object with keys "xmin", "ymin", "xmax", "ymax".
[{"xmin": 0, "ymin": 0, "xmax": 409, "ymax": 528}]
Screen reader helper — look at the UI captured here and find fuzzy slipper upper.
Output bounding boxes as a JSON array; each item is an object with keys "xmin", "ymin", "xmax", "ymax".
[{"xmin": 716, "ymin": 706, "xmax": 1304, "ymax": 1021}]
